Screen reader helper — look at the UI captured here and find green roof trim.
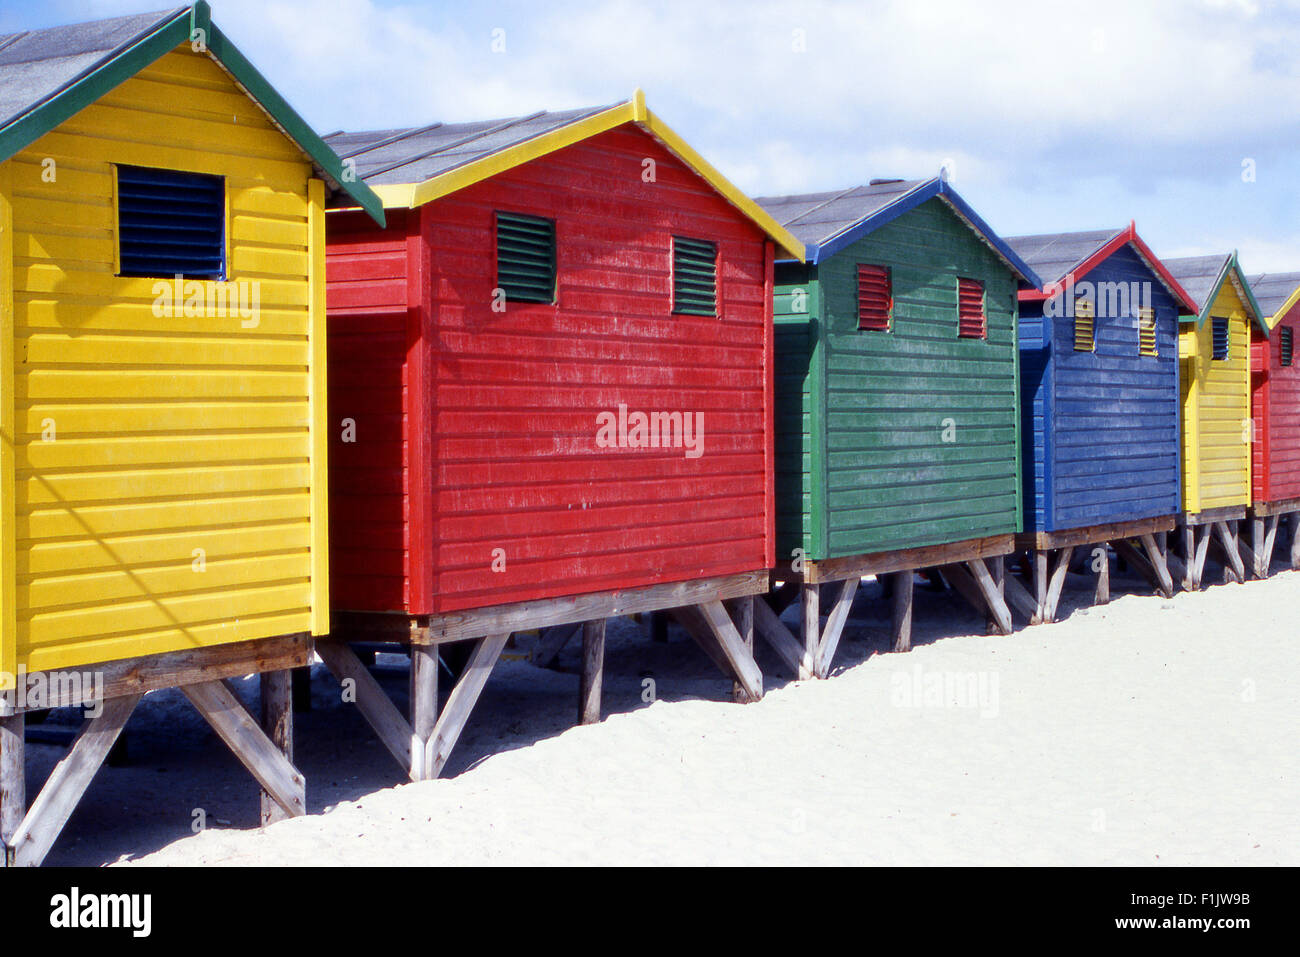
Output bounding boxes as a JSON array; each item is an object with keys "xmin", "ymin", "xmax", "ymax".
[
  {"xmin": 1192, "ymin": 252, "xmax": 1269, "ymax": 335},
  {"xmin": 0, "ymin": 2, "xmax": 384, "ymax": 225}
]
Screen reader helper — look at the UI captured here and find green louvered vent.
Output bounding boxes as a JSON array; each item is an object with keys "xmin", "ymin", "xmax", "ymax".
[
  {"xmin": 673, "ymin": 236, "xmax": 717, "ymax": 316},
  {"xmin": 496, "ymin": 211, "xmax": 556, "ymax": 303},
  {"xmin": 1282, "ymin": 327, "xmax": 1294, "ymax": 367},
  {"xmin": 1211, "ymin": 317, "xmax": 1229, "ymax": 360}
]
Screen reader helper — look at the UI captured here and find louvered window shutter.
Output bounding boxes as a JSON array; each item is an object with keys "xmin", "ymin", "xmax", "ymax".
[
  {"xmin": 1282, "ymin": 327, "xmax": 1294, "ymax": 367},
  {"xmin": 1074, "ymin": 298, "xmax": 1095, "ymax": 352},
  {"xmin": 1139, "ymin": 307, "xmax": 1158, "ymax": 356},
  {"xmin": 1211, "ymin": 317, "xmax": 1230, "ymax": 360},
  {"xmin": 496, "ymin": 212, "xmax": 556, "ymax": 303},
  {"xmin": 117, "ymin": 165, "xmax": 225, "ymax": 279},
  {"xmin": 957, "ymin": 277, "xmax": 986, "ymax": 339},
  {"xmin": 672, "ymin": 237, "xmax": 718, "ymax": 316},
  {"xmin": 857, "ymin": 264, "xmax": 891, "ymax": 331}
]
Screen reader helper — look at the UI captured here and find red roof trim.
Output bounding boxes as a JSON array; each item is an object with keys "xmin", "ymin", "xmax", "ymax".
[{"xmin": 1018, "ymin": 222, "xmax": 1198, "ymax": 314}]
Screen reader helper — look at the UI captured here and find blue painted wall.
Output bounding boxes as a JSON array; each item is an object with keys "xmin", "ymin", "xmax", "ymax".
[{"xmin": 1018, "ymin": 244, "xmax": 1182, "ymax": 533}]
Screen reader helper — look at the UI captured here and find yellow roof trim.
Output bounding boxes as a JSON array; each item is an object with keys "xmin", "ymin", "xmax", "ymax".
[
  {"xmin": 1265, "ymin": 280, "xmax": 1300, "ymax": 330},
  {"xmin": 639, "ymin": 109, "xmax": 804, "ymax": 261},
  {"xmin": 370, "ymin": 94, "xmax": 805, "ymax": 261}
]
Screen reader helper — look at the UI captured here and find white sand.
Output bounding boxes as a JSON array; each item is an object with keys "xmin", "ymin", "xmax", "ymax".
[{"xmin": 120, "ymin": 568, "xmax": 1300, "ymax": 867}]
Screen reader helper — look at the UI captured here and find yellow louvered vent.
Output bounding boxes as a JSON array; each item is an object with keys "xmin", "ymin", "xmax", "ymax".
[
  {"xmin": 1139, "ymin": 307, "xmax": 1157, "ymax": 357},
  {"xmin": 1074, "ymin": 298, "xmax": 1095, "ymax": 352}
]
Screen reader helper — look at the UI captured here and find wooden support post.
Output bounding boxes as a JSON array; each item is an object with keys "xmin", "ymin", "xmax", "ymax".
[
  {"xmin": 259, "ymin": 670, "xmax": 293, "ymax": 826},
  {"xmin": 1042, "ymin": 547, "xmax": 1073, "ymax": 624},
  {"xmin": 183, "ymin": 680, "xmax": 305, "ymax": 821},
  {"xmin": 696, "ymin": 601, "xmax": 764, "ymax": 702},
  {"xmin": 1180, "ymin": 524, "xmax": 1196, "ymax": 590},
  {"xmin": 1251, "ymin": 517, "xmax": 1266, "ymax": 578},
  {"xmin": 752, "ymin": 597, "xmax": 813, "ymax": 679},
  {"xmin": 316, "ymin": 640, "xmax": 414, "ymax": 776},
  {"xmin": 892, "ymin": 570, "xmax": 914, "ymax": 653},
  {"xmin": 1094, "ymin": 544, "xmax": 1110, "ymax": 605},
  {"xmin": 579, "ymin": 619, "xmax": 606, "ymax": 724},
  {"xmin": 985, "ymin": 556, "xmax": 1005, "ymax": 635},
  {"xmin": 1, "ymin": 712, "xmax": 23, "ymax": 866},
  {"xmin": 1213, "ymin": 521, "xmax": 1245, "ymax": 583},
  {"xmin": 725, "ymin": 597, "xmax": 754, "ymax": 703},
  {"xmin": 531, "ymin": 623, "xmax": 580, "ymax": 668},
  {"xmin": 800, "ymin": 583, "xmax": 820, "ymax": 673},
  {"xmin": 1034, "ymin": 550, "xmax": 1049, "ymax": 624},
  {"xmin": 967, "ymin": 559, "xmax": 1013, "ymax": 635},
  {"xmin": 1139, "ymin": 534, "xmax": 1175, "ymax": 598},
  {"xmin": 1263, "ymin": 515, "xmax": 1280, "ymax": 576},
  {"xmin": 816, "ymin": 577, "xmax": 859, "ymax": 678},
  {"xmin": 9, "ymin": 695, "xmax": 139, "ymax": 868},
  {"xmin": 1191, "ymin": 525, "xmax": 1210, "ymax": 590},
  {"xmin": 427, "ymin": 633, "xmax": 510, "ymax": 778},
  {"xmin": 1003, "ymin": 570, "xmax": 1040, "ymax": 624},
  {"xmin": 409, "ymin": 644, "xmax": 438, "ymax": 781},
  {"xmin": 1292, "ymin": 513, "xmax": 1300, "ymax": 570}
]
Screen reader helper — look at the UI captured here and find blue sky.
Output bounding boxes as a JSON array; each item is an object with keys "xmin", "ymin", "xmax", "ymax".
[{"xmin": 6, "ymin": 0, "xmax": 1299, "ymax": 270}]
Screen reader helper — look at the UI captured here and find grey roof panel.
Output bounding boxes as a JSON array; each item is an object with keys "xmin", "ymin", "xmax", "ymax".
[
  {"xmin": 0, "ymin": 8, "xmax": 183, "ymax": 129},
  {"xmin": 1163, "ymin": 254, "xmax": 1232, "ymax": 313},
  {"xmin": 323, "ymin": 103, "xmax": 621, "ymax": 186},
  {"xmin": 1246, "ymin": 272, "xmax": 1300, "ymax": 318},
  {"xmin": 755, "ymin": 179, "xmax": 922, "ymax": 247},
  {"xmin": 1002, "ymin": 229, "xmax": 1122, "ymax": 286}
]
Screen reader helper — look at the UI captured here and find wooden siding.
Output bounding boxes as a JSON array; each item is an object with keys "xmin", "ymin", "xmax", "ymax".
[
  {"xmin": 1180, "ymin": 282, "xmax": 1252, "ymax": 514},
  {"xmin": 2, "ymin": 46, "xmax": 323, "ymax": 675},
  {"xmin": 1020, "ymin": 245, "xmax": 1182, "ymax": 532},
  {"xmin": 775, "ymin": 197, "xmax": 1022, "ymax": 561},
  {"xmin": 1252, "ymin": 304, "xmax": 1300, "ymax": 504},
  {"xmin": 327, "ymin": 124, "xmax": 774, "ymax": 615},
  {"xmin": 773, "ymin": 264, "xmax": 821, "ymax": 564}
]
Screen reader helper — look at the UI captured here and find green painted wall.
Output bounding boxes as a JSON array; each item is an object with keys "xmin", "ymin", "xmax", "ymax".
[{"xmin": 774, "ymin": 197, "xmax": 1023, "ymax": 561}]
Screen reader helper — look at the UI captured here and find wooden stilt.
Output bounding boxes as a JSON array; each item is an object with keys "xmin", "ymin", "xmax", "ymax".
[
  {"xmin": 1003, "ymin": 570, "xmax": 1040, "ymax": 624},
  {"xmin": 815, "ymin": 577, "xmax": 859, "ymax": 678},
  {"xmin": 1263, "ymin": 515, "xmax": 1280, "ymax": 575},
  {"xmin": 1192, "ymin": 525, "xmax": 1210, "ymax": 589},
  {"xmin": 427, "ymin": 633, "xmax": 510, "ymax": 778},
  {"xmin": 1034, "ymin": 550, "xmax": 1049, "ymax": 623},
  {"xmin": 1252, "ymin": 517, "xmax": 1266, "ymax": 578},
  {"xmin": 967, "ymin": 559, "xmax": 1013, "ymax": 635},
  {"xmin": 1139, "ymin": 534, "xmax": 1175, "ymax": 597},
  {"xmin": 800, "ymin": 583, "xmax": 820, "ymax": 672},
  {"xmin": 1292, "ymin": 513, "xmax": 1300, "ymax": 569},
  {"xmin": 409, "ymin": 644, "xmax": 438, "ymax": 781},
  {"xmin": 1094, "ymin": 545, "xmax": 1110, "ymax": 605},
  {"xmin": 1212, "ymin": 521, "xmax": 1245, "ymax": 583},
  {"xmin": 752, "ymin": 597, "xmax": 813, "ymax": 680},
  {"xmin": 891, "ymin": 570, "xmax": 913, "ymax": 652},
  {"xmin": 316, "ymin": 640, "xmax": 414, "ymax": 775},
  {"xmin": 696, "ymin": 601, "xmax": 764, "ymax": 702},
  {"xmin": 182, "ymin": 680, "xmax": 305, "ymax": 821},
  {"xmin": 1, "ymin": 712, "xmax": 23, "ymax": 866},
  {"xmin": 725, "ymin": 597, "xmax": 754, "ymax": 703},
  {"xmin": 259, "ymin": 670, "xmax": 293, "ymax": 825},
  {"xmin": 579, "ymin": 619, "xmax": 606, "ymax": 724},
  {"xmin": 985, "ymin": 556, "xmax": 1005, "ymax": 635},
  {"xmin": 1042, "ymin": 547, "xmax": 1073, "ymax": 623},
  {"xmin": 9, "ymin": 695, "xmax": 139, "ymax": 868},
  {"xmin": 531, "ymin": 623, "xmax": 580, "ymax": 668},
  {"xmin": 1180, "ymin": 524, "xmax": 1196, "ymax": 590}
]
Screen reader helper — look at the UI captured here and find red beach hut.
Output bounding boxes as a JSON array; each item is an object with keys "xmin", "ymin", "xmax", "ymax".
[{"xmin": 321, "ymin": 93, "xmax": 804, "ymax": 780}]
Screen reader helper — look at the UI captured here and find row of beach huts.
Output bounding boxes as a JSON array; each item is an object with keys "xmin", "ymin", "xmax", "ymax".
[{"xmin": 1, "ymin": 4, "xmax": 1298, "ymax": 864}]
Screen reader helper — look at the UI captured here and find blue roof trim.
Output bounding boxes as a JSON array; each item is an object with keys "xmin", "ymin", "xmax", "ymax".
[{"xmin": 793, "ymin": 178, "xmax": 1043, "ymax": 288}]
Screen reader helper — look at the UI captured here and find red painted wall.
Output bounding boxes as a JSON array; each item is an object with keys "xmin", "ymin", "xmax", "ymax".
[
  {"xmin": 1252, "ymin": 304, "xmax": 1300, "ymax": 504},
  {"xmin": 327, "ymin": 124, "xmax": 775, "ymax": 615}
]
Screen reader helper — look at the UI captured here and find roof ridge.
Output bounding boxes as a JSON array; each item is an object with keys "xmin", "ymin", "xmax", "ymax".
[{"xmin": 361, "ymin": 108, "xmax": 552, "ymax": 180}]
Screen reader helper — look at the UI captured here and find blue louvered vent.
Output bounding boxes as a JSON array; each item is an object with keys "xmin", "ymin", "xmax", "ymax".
[
  {"xmin": 117, "ymin": 165, "xmax": 225, "ymax": 279},
  {"xmin": 1211, "ymin": 317, "xmax": 1229, "ymax": 360}
]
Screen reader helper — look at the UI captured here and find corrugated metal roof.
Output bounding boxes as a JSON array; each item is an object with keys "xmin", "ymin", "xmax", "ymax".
[
  {"xmin": 1247, "ymin": 271, "xmax": 1300, "ymax": 319},
  {"xmin": 0, "ymin": 8, "xmax": 183, "ymax": 130},
  {"xmin": 1003, "ymin": 229, "xmax": 1124, "ymax": 286},
  {"xmin": 754, "ymin": 179, "xmax": 922, "ymax": 250},
  {"xmin": 1163, "ymin": 253, "xmax": 1233, "ymax": 313},
  {"xmin": 323, "ymin": 104, "xmax": 620, "ymax": 186}
]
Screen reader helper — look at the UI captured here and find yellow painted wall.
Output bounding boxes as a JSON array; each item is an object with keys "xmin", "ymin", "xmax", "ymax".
[
  {"xmin": 1179, "ymin": 281, "xmax": 1252, "ymax": 516},
  {"xmin": 0, "ymin": 44, "xmax": 328, "ymax": 677}
]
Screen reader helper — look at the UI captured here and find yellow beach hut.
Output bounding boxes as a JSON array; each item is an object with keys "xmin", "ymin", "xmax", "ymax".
[
  {"xmin": 0, "ymin": 3, "xmax": 383, "ymax": 865},
  {"xmin": 1164, "ymin": 252, "xmax": 1267, "ymax": 588}
]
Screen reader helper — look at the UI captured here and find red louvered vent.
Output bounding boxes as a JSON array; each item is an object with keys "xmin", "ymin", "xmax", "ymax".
[
  {"xmin": 958, "ymin": 277, "xmax": 986, "ymax": 339},
  {"xmin": 857, "ymin": 264, "xmax": 891, "ymax": 331}
]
